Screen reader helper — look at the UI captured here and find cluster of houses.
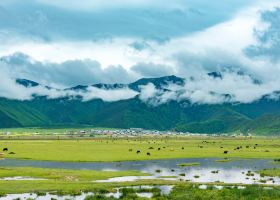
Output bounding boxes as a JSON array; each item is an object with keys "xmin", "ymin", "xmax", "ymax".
[
  {"xmin": 67, "ymin": 128, "xmax": 183, "ymax": 137},
  {"xmin": 66, "ymin": 128, "xmax": 252, "ymax": 137}
]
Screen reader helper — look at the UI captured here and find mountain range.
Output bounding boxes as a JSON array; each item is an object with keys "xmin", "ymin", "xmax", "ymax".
[{"xmin": 1, "ymin": 75, "xmax": 280, "ymax": 135}]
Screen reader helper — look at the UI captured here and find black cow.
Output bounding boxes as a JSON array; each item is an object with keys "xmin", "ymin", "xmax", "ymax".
[
  {"xmin": 136, "ymin": 150, "xmax": 141, "ymax": 154},
  {"xmin": 158, "ymin": 148, "xmax": 161, "ymax": 151},
  {"xmin": 147, "ymin": 152, "xmax": 151, "ymax": 156},
  {"xmin": 3, "ymin": 148, "xmax": 8, "ymax": 151},
  {"xmin": 224, "ymin": 151, "xmax": 228, "ymax": 154}
]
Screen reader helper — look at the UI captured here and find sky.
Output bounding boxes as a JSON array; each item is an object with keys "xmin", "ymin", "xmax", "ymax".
[{"xmin": 1, "ymin": 0, "xmax": 280, "ymax": 104}]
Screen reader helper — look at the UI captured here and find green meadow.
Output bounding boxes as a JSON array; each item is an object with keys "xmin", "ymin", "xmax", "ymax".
[{"xmin": 0, "ymin": 137, "xmax": 279, "ymax": 162}]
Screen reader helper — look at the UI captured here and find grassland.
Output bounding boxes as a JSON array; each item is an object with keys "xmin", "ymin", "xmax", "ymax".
[{"xmin": 0, "ymin": 137, "xmax": 279, "ymax": 162}]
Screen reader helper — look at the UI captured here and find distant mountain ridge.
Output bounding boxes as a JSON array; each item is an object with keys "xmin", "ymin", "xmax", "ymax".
[{"xmin": 1, "ymin": 75, "xmax": 279, "ymax": 135}]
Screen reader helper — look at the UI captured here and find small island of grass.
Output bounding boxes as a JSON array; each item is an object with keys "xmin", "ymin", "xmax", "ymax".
[
  {"xmin": 177, "ymin": 162, "xmax": 200, "ymax": 167},
  {"xmin": 272, "ymin": 159, "xmax": 280, "ymax": 164},
  {"xmin": 215, "ymin": 158, "xmax": 232, "ymax": 163}
]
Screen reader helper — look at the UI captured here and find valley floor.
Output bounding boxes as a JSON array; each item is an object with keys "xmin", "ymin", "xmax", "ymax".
[{"xmin": 0, "ymin": 136, "xmax": 279, "ymax": 199}]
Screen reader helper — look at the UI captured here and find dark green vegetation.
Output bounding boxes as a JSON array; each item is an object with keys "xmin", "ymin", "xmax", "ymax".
[
  {"xmin": 1, "ymin": 76, "xmax": 280, "ymax": 134},
  {"xmin": 83, "ymin": 185, "xmax": 280, "ymax": 200},
  {"xmin": 166, "ymin": 185, "xmax": 280, "ymax": 200}
]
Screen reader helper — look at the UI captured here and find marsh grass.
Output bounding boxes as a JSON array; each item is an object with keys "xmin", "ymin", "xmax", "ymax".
[{"xmin": 259, "ymin": 168, "xmax": 280, "ymax": 177}]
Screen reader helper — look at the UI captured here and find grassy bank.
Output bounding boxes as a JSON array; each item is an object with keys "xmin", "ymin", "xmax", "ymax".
[
  {"xmin": 0, "ymin": 166, "xmax": 151, "ymax": 195},
  {"xmin": 0, "ymin": 137, "xmax": 279, "ymax": 162},
  {"xmin": 0, "ymin": 167, "xmax": 148, "ymax": 181}
]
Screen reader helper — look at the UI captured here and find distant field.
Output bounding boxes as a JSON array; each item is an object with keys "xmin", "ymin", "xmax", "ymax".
[
  {"xmin": 0, "ymin": 137, "xmax": 279, "ymax": 162},
  {"xmin": 0, "ymin": 127, "xmax": 117, "ymax": 134}
]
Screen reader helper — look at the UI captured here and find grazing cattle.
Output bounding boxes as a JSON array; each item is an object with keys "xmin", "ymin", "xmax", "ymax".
[
  {"xmin": 136, "ymin": 150, "xmax": 141, "ymax": 154},
  {"xmin": 181, "ymin": 147, "xmax": 184, "ymax": 150},
  {"xmin": 147, "ymin": 152, "xmax": 151, "ymax": 156},
  {"xmin": 148, "ymin": 147, "xmax": 154, "ymax": 150},
  {"xmin": 220, "ymin": 147, "xmax": 224, "ymax": 148},
  {"xmin": 3, "ymin": 148, "xmax": 8, "ymax": 151},
  {"xmin": 158, "ymin": 148, "xmax": 161, "ymax": 151},
  {"xmin": 236, "ymin": 147, "xmax": 240, "ymax": 150},
  {"xmin": 9, "ymin": 152, "xmax": 15, "ymax": 154},
  {"xmin": 224, "ymin": 151, "xmax": 228, "ymax": 154},
  {"xmin": 129, "ymin": 149, "xmax": 133, "ymax": 152}
]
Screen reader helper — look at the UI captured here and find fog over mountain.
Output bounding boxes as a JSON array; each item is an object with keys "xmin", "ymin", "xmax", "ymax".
[{"xmin": 0, "ymin": 70, "xmax": 279, "ymax": 105}]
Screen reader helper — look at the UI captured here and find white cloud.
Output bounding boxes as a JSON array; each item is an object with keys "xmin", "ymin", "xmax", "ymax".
[
  {"xmin": 82, "ymin": 86, "xmax": 138, "ymax": 102},
  {"xmin": 1, "ymin": 0, "xmax": 278, "ymax": 76}
]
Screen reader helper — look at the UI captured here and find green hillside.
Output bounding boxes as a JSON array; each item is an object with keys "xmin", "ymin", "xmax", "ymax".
[{"xmin": 0, "ymin": 96, "xmax": 280, "ymax": 135}]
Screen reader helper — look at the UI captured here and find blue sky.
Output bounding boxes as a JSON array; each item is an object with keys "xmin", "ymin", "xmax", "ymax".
[{"xmin": 0, "ymin": 0, "xmax": 280, "ymax": 103}]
